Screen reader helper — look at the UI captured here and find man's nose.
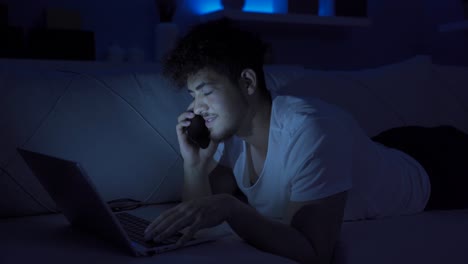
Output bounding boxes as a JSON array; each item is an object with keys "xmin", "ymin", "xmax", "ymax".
[{"xmin": 193, "ymin": 98, "xmax": 207, "ymax": 115}]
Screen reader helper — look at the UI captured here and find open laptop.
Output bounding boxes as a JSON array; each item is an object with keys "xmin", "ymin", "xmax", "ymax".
[{"xmin": 17, "ymin": 147, "xmax": 220, "ymax": 256}]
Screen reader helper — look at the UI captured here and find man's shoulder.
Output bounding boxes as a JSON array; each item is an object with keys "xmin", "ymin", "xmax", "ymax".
[
  {"xmin": 271, "ymin": 96, "xmax": 354, "ymax": 139},
  {"xmin": 273, "ymin": 95, "xmax": 345, "ymax": 115},
  {"xmin": 272, "ymin": 95, "xmax": 347, "ymax": 133}
]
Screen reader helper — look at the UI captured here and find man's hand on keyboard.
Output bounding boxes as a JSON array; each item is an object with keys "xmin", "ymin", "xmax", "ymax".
[{"xmin": 143, "ymin": 194, "xmax": 235, "ymax": 247}]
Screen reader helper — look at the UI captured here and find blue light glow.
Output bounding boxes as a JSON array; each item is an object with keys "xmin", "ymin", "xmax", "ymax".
[
  {"xmin": 318, "ymin": 0, "xmax": 335, "ymax": 16},
  {"xmin": 190, "ymin": 0, "xmax": 288, "ymax": 15},
  {"xmin": 243, "ymin": 0, "xmax": 274, "ymax": 13},
  {"xmin": 189, "ymin": 0, "xmax": 223, "ymax": 15}
]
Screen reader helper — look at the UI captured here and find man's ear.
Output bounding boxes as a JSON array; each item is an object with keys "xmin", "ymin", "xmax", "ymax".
[{"xmin": 240, "ymin": 69, "xmax": 257, "ymax": 96}]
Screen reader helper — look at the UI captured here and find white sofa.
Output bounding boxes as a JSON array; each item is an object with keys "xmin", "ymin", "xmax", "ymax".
[{"xmin": 1, "ymin": 56, "xmax": 467, "ymax": 264}]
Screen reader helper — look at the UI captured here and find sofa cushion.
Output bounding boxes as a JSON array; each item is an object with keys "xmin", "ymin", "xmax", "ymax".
[
  {"xmin": 263, "ymin": 64, "xmax": 306, "ymax": 95},
  {"xmin": 341, "ymin": 56, "xmax": 468, "ymax": 133},
  {"xmin": 81, "ymin": 71, "xmax": 192, "ymax": 203},
  {"xmin": 270, "ymin": 56, "xmax": 468, "ymax": 137},
  {"xmin": 1, "ymin": 68, "xmax": 192, "ymax": 218},
  {"xmin": 0, "ymin": 69, "xmax": 76, "ymax": 217},
  {"xmin": 22, "ymin": 72, "xmax": 190, "ymax": 201}
]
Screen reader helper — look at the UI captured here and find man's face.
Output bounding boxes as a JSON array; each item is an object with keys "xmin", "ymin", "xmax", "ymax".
[{"xmin": 186, "ymin": 69, "xmax": 248, "ymax": 142}]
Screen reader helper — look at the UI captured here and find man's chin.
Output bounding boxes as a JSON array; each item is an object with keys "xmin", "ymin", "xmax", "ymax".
[{"xmin": 210, "ymin": 130, "xmax": 235, "ymax": 143}]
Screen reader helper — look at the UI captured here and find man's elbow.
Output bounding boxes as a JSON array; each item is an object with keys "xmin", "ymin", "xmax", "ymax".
[
  {"xmin": 295, "ymin": 243, "xmax": 334, "ymax": 264},
  {"xmin": 294, "ymin": 242, "xmax": 338, "ymax": 264},
  {"xmin": 297, "ymin": 254, "xmax": 331, "ymax": 264}
]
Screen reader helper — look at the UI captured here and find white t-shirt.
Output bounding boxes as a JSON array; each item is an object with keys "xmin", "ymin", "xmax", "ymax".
[{"xmin": 214, "ymin": 95, "xmax": 431, "ymax": 221}]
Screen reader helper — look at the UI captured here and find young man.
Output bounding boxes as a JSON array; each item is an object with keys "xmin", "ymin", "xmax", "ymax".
[{"xmin": 143, "ymin": 19, "xmax": 467, "ymax": 263}]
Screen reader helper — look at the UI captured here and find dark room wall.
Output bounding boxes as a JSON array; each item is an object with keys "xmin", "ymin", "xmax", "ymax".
[
  {"xmin": 1, "ymin": 0, "xmax": 466, "ymax": 68},
  {"xmin": 421, "ymin": 0, "xmax": 468, "ymax": 65},
  {"xmin": 256, "ymin": 0, "xmax": 467, "ymax": 69},
  {"xmin": 1, "ymin": 0, "xmax": 158, "ymax": 62}
]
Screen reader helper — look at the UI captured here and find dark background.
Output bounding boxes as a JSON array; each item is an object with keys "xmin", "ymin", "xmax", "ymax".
[{"xmin": 0, "ymin": 0, "xmax": 467, "ymax": 69}]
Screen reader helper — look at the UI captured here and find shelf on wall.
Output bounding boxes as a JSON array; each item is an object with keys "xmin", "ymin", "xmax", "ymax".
[
  {"xmin": 200, "ymin": 10, "xmax": 371, "ymax": 27},
  {"xmin": 438, "ymin": 20, "xmax": 468, "ymax": 32}
]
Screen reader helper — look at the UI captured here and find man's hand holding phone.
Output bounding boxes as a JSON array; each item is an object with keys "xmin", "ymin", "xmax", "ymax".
[{"xmin": 176, "ymin": 110, "xmax": 218, "ymax": 169}]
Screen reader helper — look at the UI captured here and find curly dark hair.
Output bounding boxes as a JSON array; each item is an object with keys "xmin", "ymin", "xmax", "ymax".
[{"xmin": 162, "ymin": 19, "xmax": 270, "ymax": 96}]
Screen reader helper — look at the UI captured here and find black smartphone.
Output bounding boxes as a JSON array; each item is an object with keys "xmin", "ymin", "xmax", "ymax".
[{"xmin": 186, "ymin": 114, "xmax": 210, "ymax": 149}]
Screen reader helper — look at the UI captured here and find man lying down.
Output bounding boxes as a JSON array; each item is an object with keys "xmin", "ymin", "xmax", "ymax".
[{"xmin": 143, "ymin": 19, "xmax": 468, "ymax": 264}]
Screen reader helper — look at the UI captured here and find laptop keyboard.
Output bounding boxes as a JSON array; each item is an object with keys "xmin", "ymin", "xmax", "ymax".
[{"xmin": 116, "ymin": 212, "xmax": 182, "ymax": 248}]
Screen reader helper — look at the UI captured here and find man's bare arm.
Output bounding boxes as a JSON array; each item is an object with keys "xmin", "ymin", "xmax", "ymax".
[
  {"xmin": 181, "ymin": 159, "xmax": 215, "ymax": 201},
  {"xmin": 183, "ymin": 158, "xmax": 245, "ymax": 202},
  {"xmin": 226, "ymin": 191, "xmax": 347, "ymax": 264}
]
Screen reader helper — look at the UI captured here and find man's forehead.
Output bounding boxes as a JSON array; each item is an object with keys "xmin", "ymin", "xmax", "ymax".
[
  {"xmin": 190, "ymin": 68, "xmax": 220, "ymax": 80},
  {"xmin": 187, "ymin": 69, "xmax": 222, "ymax": 88}
]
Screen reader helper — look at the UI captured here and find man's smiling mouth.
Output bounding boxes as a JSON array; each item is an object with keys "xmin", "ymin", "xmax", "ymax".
[{"xmin": 205, "ymin": 116, "xmax": 217, "ymax": 127}]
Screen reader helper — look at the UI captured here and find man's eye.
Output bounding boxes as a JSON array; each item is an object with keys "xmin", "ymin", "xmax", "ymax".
[{"xmin": 203, "ymin": 91, "xmax": 213, "ymax": 96}]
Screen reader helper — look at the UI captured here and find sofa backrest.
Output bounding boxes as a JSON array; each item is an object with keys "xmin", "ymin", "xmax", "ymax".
[
  {"xmin": 268, "ymin": 56, "xmax": 468, "ymax": 137},
  {"xmin": 0, "ymin": 62, "xmax": 191, "ymax": 218},
  {"xmin": 1, "ymin": 56, "xmax": 467, "ymax": 218}
]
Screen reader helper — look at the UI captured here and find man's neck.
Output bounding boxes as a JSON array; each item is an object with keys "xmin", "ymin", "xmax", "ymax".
[{"xmin": 238, "ymin": 97, "xmax": 272, "ymax": 157}]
